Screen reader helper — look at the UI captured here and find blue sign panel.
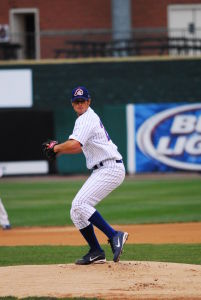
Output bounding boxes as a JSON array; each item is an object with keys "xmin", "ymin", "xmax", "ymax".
[{"xmin": 135, "ymin": 103, "xmax": 201, "ymax": 172}]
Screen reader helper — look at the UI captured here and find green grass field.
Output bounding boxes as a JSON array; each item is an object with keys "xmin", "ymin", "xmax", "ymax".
[
  {"xmin": 0, "ymin": 176, "xmax": 201, "ymax": 268},
  {"xmin": 0, "ymin": 244, "xmax": 201, "ymax": 266},
  {"xmin": 1, "ymin": 177, "xmax": 201, "ymax": 226}
]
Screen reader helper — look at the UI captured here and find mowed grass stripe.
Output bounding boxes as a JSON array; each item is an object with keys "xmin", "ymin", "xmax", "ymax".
[
  {"xmin": 0, "ymin": 244, "xmax": 201, "ymax": 266},
  {"xmin": 0, "ymin": 178, "xmax": 200, "ymax": 226}
]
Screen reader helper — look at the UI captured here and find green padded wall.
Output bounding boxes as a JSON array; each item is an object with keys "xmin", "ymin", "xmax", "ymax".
[
  {"xmin": 31, "ymin": 59, "xmax": 201, "ymax": 106},
  {"xmin": 1, "ymin": 57, "xmax": 201, "ymax": 109},
  {"xmin": 1, "ymin": 57, "xmax": 201, "ymax": 174}
]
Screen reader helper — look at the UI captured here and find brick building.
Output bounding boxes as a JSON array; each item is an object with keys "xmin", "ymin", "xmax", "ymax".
[{"xmin": 0, "ymin": 0, "xmax": 201, "ymax": 59}]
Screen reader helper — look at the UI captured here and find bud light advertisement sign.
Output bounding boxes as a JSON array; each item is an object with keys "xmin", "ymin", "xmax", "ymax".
[{"xmin": 135, "ymin": 103, "xmax": 201, "ymax": 172}]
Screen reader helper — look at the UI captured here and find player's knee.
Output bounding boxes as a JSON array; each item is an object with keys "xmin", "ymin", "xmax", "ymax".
[
  {"xmin": 70, "ymin": 206, "xmax": 75, "ymax": 222},
  {"xmin": 70, "ymin": 204, "xmax": 81, "ymax": 222}
]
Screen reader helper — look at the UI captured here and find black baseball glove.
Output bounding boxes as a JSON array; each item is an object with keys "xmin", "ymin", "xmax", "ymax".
[{"xmin": 42, "ymin": 140, "xmax": 59, "ymax": 161}]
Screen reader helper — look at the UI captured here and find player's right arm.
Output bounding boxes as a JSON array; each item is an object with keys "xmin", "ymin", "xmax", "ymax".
[
  {"xmin": 55, "ymin": 111, "xmax": 93, "ymax": 155},
  {"xmin": 54, "ymin": 139, "xmax": 82, "ymax": 154}
]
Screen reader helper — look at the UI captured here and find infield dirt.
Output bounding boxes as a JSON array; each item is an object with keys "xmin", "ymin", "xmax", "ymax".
[
  {"xmin": 0, "ymin": 222, "xmax": 201, "ymax": 246},
  {"xmin": 1, "ymin": 222, "xmax": 201, "ymax": 299}
]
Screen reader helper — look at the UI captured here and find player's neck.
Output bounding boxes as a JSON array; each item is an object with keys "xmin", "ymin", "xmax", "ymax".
[{"xmin": 77, "ymin": 107, "xmax": 90, "ymax": 116}]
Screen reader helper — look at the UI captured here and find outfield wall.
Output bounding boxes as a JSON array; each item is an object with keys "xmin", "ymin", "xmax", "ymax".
[
  {"xmin": 1, "ymin": 56, "xmax": 201, "ymax": 108},
  {"xmin": 0, "ymin": 56, "xmax": 201, "ymax": 175}
]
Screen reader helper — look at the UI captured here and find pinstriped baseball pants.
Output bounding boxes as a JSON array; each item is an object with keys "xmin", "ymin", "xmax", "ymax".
[
  {"xmin": 0, "ymin": 198, "xmax": 10, "ymax": 227},
  {"xmin": 70, "ymin": 160, "xmax": 125, "ymax": 229}
]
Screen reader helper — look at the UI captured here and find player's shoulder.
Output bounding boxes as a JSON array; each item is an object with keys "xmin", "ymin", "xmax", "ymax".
[{"xmin": 77, "ymin": 107, "xmax": 98, "ymax": 124}]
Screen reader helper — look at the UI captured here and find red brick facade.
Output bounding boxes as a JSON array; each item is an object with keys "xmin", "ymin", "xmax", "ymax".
[
  {"xmin": 0, "ymin": 0, "xmax": 111, "ymax": 30},
  {"xmin": 0, "ymin": 0, "xmax": 201, "ymax": 58}
]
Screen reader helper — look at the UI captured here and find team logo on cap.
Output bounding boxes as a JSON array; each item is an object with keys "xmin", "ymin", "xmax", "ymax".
[{"xmin": 74, "ymin": 88, "xmax": 83, "ymax": 96}]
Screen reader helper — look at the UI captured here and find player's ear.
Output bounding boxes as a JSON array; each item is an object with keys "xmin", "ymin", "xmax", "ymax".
[{"xmin": 88, "ymin": 99, "xmax": 91, "ymax": 105}]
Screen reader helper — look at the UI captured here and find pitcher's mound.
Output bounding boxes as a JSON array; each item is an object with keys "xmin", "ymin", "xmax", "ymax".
[{"xmin": 1, "ymin": 261, "xmax": 201, "ymax": 299}]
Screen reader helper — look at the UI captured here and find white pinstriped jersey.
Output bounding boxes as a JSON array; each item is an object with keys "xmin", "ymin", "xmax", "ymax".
[{"xmin": 69, "ymin": 107, "xmax": 122, "ymax": 169}]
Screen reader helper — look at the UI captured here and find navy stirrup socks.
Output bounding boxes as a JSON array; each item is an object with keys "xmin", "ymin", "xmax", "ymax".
[
  {"xmin": 80, "ymin": 223, "xmax": 102, "ymax": 252},
  {"xmin": 89, "ymin": 210, "xmax": 117, "ymax": 239}
]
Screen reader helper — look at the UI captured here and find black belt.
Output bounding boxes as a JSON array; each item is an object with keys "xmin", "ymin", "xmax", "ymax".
[{"xmin": 92, "ymin": 159, "xmax": 123, "ymax": 170}]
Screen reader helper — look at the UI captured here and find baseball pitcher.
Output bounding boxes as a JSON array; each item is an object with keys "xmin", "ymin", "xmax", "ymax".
[{"xmin": 42, "ymin": 86, "xmax": 128, "ymax": 265}]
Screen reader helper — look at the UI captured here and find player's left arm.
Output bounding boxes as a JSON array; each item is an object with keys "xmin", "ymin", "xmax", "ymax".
[{"xmin": 54, "ymin": 139, "xmax": 82, "ymax": 154}]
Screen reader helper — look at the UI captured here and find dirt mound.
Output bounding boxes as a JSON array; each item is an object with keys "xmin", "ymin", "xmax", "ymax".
[
  {"xmin": 1, "ymin": 222, "xmax": 201, "ymax": 246},
  {"xmin": 0, "ymin": 261, "xmax": 201, "ymax": 299}
]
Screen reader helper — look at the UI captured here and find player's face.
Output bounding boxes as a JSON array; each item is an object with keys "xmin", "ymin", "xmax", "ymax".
[{"xmin": 72, "ymin": 99, "xmax": 91, "ymax": 116}]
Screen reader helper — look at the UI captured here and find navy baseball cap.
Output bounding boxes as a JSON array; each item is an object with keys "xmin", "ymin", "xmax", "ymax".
[{"xmin": 71, "ymin": 86, "xmax": 90, "ymax": 102}]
